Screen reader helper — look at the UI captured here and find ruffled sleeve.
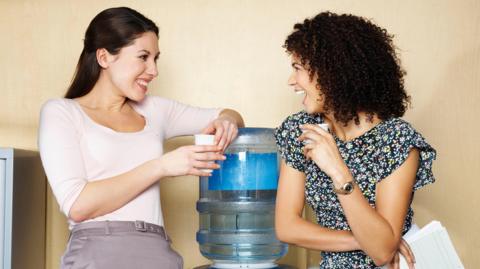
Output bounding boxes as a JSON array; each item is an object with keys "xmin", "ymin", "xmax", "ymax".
[
  {"xmin": 376, "ymin": 119, "xmax": 436, "ymax": 190},
  {"xmin": 274, "ymin": 111, "xmax": 323, "ymax": 173}
]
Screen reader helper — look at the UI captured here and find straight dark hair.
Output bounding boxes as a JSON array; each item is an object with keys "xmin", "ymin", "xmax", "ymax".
[{"xmin": 65, "ymin": 7, "xmax": 159, "ymax": 99}]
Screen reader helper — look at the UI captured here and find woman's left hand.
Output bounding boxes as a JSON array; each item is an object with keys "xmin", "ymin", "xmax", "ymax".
[
  {"xmin": 387, "ymin": 239, "xmax": 415, "ymax": 269},
  {"xmin": 202, "ymin": 115, "xmax": 239, "ymax": 152},
  {"xmin": 298, "ymin": 124, "xmax": 350, "ymax": 183}
]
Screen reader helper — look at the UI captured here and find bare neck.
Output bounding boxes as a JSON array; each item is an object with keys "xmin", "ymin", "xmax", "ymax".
[
  {"xmin": 324, "ymin": 112, "xmax": 382, "ymax": 142},
  {"xmin": 75, "ymin": 72, "xmax": 128, "ymax": 112}
]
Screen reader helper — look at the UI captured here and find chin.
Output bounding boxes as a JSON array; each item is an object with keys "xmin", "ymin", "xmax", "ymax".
[
  {"xmin": 304, "ymin": 107, "xmax": 321, "ymax": 115},
  {"xmin": 128, "ymin": 94, "xmax": 147, "ymax": 103}
]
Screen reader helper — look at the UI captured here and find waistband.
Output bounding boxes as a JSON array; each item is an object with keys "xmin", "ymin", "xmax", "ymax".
[{"xmin": 71, "ymin": 220, "xmax": 170, "ymax": 241}]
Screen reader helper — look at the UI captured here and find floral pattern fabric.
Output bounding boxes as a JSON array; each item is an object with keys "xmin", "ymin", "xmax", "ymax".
[{"xmin": 274, "ymin": 111, "xmax": 436, "ymax": 269}]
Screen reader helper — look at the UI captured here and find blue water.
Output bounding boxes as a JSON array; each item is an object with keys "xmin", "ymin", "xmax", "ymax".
[{"xmin": 208, "ymin": 152, "xmax": 278, "ymax": 191}]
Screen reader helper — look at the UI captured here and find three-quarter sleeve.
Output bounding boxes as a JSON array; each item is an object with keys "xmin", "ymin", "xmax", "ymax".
[
  {"xmin": 149, "ymin": 97, "xmax": 221, "ymax": 139},
  {"xmin": 38, "ymin": 99, "xmax": 87, "ymax": 217}
]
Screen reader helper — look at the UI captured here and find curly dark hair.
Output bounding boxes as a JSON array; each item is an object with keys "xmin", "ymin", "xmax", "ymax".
[{"xmin": 284, "ymin": 12, "xmax": 410, "ymax": 124}]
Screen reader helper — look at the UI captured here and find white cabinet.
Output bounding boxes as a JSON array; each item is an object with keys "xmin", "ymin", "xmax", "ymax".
[
  {"xmin": 0, "ymin": 158, "xmax": 5, "ymax": 268},
  {"xmin": 0, "ymin": 148, "xmax": 46, "ymax": 269}
]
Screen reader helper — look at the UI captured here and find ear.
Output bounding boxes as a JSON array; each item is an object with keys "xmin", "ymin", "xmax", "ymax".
[{"xmin": 96, "ymin": 48, "xmax": 112, "ymax": 68}]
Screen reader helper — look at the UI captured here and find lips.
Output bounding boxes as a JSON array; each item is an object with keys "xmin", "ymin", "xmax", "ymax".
[
  {"xmin": 136, "ymin": 79, "xmax": 150, "ymax": 92},
  {"xmin": 294, "ymin": 89, "xmax": 307, "ymax": 105}
]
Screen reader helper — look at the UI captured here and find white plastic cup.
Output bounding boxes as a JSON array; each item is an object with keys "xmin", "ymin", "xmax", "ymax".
[
  {"xmin": 317, "ymin": 123, "xmax": 329, "ymax": 132},
  {"xmin": 194, "ymin": 134, "xmax": 215, "ymax": 146},
  {"xmin": 194, "ymin": 134, "xmax": 216, "ymax": 173},
  {"xmin": 303, "ymin": 123, "xmax": 329, "ymax": 144}
]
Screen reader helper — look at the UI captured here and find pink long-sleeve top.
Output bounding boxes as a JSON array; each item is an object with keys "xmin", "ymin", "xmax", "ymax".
[{"xmin": 38, "ymin": 96, "xmax": 221, "ymax": 229}]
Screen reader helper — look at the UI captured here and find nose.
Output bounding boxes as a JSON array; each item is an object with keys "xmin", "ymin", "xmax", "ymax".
[
  {"xmin": 287, "ymin": 72, "xmax": 296, "ymax": 86},
  {"xmin": 147, "ymin": 60, "xmax": 158, "ymax": 78}
]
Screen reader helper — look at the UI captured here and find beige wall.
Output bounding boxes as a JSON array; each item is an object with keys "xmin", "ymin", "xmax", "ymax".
[{"xmin": 1, "ymin": 0, "xmax": 479, "ymax": 268}]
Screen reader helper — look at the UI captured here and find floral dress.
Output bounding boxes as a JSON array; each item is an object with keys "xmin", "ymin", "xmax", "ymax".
[{"xmin": 274, "ymin": 111, "xmax": 436, "ymax": 269}]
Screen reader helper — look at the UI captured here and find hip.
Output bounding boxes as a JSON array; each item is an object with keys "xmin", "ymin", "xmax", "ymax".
[{"xmin": 61, "ymin": 220, "xmax": 182, "ymax": 269}]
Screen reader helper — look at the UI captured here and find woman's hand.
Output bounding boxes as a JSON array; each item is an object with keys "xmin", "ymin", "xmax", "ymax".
[
  {"xmin": 387, "ymin": 239, "xmax": 416, "ymax": 269},
  {"xmin": 298, "ymin": 124, "xmax": 351, "ymax": 185},
  {"xmin": 202, "ymin": 114, "xmax": 239, "ymax": 152},
  {"xmin": 159, "ymin": 145, "xmax": 226, "ymax": 177}
]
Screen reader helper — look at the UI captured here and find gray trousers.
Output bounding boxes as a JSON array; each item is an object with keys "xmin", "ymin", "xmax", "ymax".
[{"xmin": 61, "ymin": 221, "xmax": 183, "ymax": 269}]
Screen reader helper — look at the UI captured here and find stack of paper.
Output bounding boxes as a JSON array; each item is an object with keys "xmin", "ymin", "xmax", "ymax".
[{"xmin": 399, "ymin": 221, "xmax": 464, "ymax": 269}]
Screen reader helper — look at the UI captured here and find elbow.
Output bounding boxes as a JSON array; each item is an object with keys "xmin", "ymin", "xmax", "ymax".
[
  {"xmin": 366, "ymin": 232, "xmax": 401, "ymax": 266},
  {"xmin": 275, "ymin": 220, "xmax": 295, "ymax": 244},
  {"xmin": 220, "ymin": 108, "xmax": 245, "ymax": 128},
  {"xmin": 370, "ymin": 247, "xmax": 397, "ymax": 266},
  {"xmin": 275, "ymin": 228, "xmax": 289, "ymax": 243},
  {"xmin": 68, "ymin": 204, "xmax": 92, "ymax": 223},
  {"xmin": 372, "ymin": 253, "xmax": 394, "ymax": 267}
]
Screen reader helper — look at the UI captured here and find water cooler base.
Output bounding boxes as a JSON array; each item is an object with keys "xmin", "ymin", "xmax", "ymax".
[{"xmin": 194, "ymin": 265, "xmax": 296, "ymax": 269}]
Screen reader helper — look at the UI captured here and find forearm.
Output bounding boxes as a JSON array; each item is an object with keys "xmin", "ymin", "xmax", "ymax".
[
  {"xmin": 69, "ymin": 158, "xmax": 165, "ymax": 222},
  {"xmin": 331, "ymin": 151, "xmax": 418, "ymax": 266},
  {"xmin": 337, "ymin": 188, "xmax": 398, "ymax": 264},
  {"xmin": 275, "ymin": 161, "xmax": 359, "ymax": 252},
  {"xmin": 276, "ymin": 214, "xmax": 360, "ymax": 252},
  {"xmin": 219, "ymin": 109, "xmax": 245, "ymax": 127}
]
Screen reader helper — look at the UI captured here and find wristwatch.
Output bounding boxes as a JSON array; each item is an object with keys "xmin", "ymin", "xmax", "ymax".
[{"xmin": 333, "ymin": 180, "xmax": 355, "ymax": 195}]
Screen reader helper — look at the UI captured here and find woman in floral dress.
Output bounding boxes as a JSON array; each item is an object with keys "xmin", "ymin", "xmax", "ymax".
[{"xmin": 274, "ymin": 12, "xmax": 436, "ymax": 269}]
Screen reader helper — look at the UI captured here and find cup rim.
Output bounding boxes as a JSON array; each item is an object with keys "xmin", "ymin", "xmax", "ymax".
[
  {"xmin": 194, "ymin": 134, "xmax": 215, "ymax": 145},
  {"xmin": 194, "ymin": 134, "xmax": 215, "ymax": 138}
]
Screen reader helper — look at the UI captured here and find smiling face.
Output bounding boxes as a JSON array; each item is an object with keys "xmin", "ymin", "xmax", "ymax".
[
  {"xmin": 104, "ymin": 31, "xmax": 160, "ymax": 102},
  {"xmin": 288, "ymin": 55, "xmax": 324, "ymax": 114}
]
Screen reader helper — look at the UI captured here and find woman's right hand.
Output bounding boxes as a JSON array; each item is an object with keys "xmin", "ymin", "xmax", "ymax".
[
  {"xmin": 158, "ymin": 145, "xmax": 226, "ymax": 177},
  {"xmin": 387, "ymin": 239, "xmax": 415, "ymax": 269}
]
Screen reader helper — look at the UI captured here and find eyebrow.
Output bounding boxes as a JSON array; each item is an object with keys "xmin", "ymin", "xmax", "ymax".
[{"xmin": 138, "ymin": 49, "xmax": 161, "ymax": 57}]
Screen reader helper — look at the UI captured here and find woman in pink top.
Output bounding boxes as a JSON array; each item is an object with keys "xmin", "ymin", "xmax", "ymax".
[{"xmin": 38, "ymin": 7, "xmax": 244, "ymax": 269}]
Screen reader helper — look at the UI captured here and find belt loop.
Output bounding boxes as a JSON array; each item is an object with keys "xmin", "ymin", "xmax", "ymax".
[
  {"xmin": 135, "ymin": 220, "xmax": 147, "ymax": 232},
  {"xmin": 163, "ymin": 226, "xmax": 171, "ymax": 242},
  {"xmin": 105, "ymin": 220, "xmax": 111, "ymax": 235}
]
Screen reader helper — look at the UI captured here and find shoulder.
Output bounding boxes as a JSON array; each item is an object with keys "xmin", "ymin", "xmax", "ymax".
[
  {"xmin": 134, "ymin": 94, "xmax": 193, "ymax": 114},
  {"xmin": 275, "ymin": 111, "xmax": 323, "ymax": 142},
  {"xmin": 381, "ymin": 118, "xmax": 436, "ymax": 159},
  {"xmin": 382, "ymin": 118, "xmax": 414, "ymax": 133},
  {"xmin": 374, "ymin": 118, "xmax": 436, "ymax": 187},
  {"xmin": 276, "ymin": 111, "xmax": 323, "ymax": 134},
  {"xmin": 283, "ymin": 110, "xmax": 323, "ymax": 125},
  {"xmin": 135, "ymin": 95, "xmax": 175, "ymax": 108},
  {"xmin": 132, "ymin": 95, "xmax": 179, "ymax": 115},
  {"xmin": 375, "ymin": 118, "xmax": 428, "ymax": 147},
  {"xmin": 41, "ymin": 98, "xmax": 72, "ymax": 110},
  {"xmin": 40, "ymin": 98, "xmax": 78, "ymax": 118},
  {"xmin": 274, "ymin": 111, "xmax": 323, "ymax": 172},
  {"xmin": 38, "ymin": 98, "xmax": 84, "ymax": 137}
]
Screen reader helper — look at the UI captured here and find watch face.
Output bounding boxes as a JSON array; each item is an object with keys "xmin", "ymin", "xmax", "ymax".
[
  {"xmin": 345, "ymin": 184, "xmax": 353, "ymax": 192},
  {"xmin": 334, "ymin": 181, "xmax": 355, "ymax": 194}
]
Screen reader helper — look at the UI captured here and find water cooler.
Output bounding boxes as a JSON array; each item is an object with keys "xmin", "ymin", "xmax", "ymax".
[{"xmin": 195, "ymin": 128, "xmax": 295, "ymax": 269}]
